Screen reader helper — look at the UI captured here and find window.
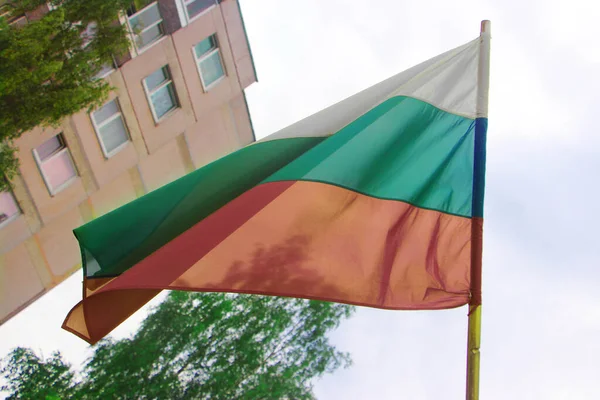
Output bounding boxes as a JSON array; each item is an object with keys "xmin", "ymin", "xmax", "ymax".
[
  {"xmin": 80, "ymin": 21, "xmax": 97, "ymax": 48},
  {"xmin": 80, "ymin": 22, "xmax": 116, "ymax": 79},
  {"xmin": 0, "ymin": 2, "xmax": 27, "ymax": 27},
  {"xmin": 194, "ymin": 34, "xmax": 225, "ymax": 90},
  {"xmin": 91, "ymin": 99, "xmax": 130, "ymax": 157},
  {"xmin": 33, "ymin": 134, "xmax": 77, "ymax": 195},
  {"xmin": 0, "ymin": 190, "xmax": 20, "ymax": 226},
  {"xmin": 143, "ymin": 66, "xmax": 178, "ymax": 121},
  {"xmin": 183, "ymin": 0, "xmax": 216, "ymax": 22},
  {"xmin": 94, "ymin": 60, "xmax": 117, "ymax": 79},
  {"xmin": 127, "ymin": 2, "xmax": 165, "ymax": 52}
]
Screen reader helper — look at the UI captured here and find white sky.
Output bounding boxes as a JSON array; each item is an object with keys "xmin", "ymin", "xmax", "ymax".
[{"xmin": 2, "ymin": 0, "xmax": 600, "ymax": 399}]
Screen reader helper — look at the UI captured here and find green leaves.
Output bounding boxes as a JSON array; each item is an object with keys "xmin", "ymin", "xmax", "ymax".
[
  {"xmin": 0, "ymin": 348, "xmax": 77, "ymax": 400},
  {"xmin": 82, "ymin": 293, "xmax": 354, "ymax": 399},
  {"xmin": 0, "ymin": 0, "xmax": 133, "ymax": 192},
  {"xmin": 1, "ymin": 293, "xmax": 354, "ymax": 399}
]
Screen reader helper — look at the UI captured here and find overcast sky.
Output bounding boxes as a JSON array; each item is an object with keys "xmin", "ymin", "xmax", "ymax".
[{"xmin": 2, "ymin": 0, "xmax": 600, "ymax": 399}]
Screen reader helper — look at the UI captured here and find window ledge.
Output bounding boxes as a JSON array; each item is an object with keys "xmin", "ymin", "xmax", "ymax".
[
  {"xmin": 202, "ymin": 75, "xmax": 226, "ymax": 92},
  {"xmin": 134, "ymin": 35, "xmax": 169, "ymax": 57},
  {"xmin": 153, "ymin": 107, "xmax": 180, "ymax": 126},
  {"xmin": 49, "ymin": 176, "xmax": 79, "ymax": 197},
  {"xmin": 103, "ymin": 141, "xmax": 130, "ymax": 159},
  {"xmin": 0, "ymin": 213, "xmax": 20, "ymax": 230},
  {"xmin": 96, "ymin": 68, "xmax": 116, "ymax": 80}
]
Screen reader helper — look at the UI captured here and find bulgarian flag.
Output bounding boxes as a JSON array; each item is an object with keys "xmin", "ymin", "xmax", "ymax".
[{"xmin": 63, "ymin": 29, "xmax": 490, "ymax": 347}]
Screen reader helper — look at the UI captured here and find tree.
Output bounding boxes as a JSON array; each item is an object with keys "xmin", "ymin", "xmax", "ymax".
[
  {"xmin": 0, "ymin": 0, "xmax": 134, "ymax": 191},
  {"xmin": 1, "ymin": 292, "xmax": 354, "ymax": 399},
  {"xmin": 0, "ymin": 347, "xmax": 77, "ymax": 400}
]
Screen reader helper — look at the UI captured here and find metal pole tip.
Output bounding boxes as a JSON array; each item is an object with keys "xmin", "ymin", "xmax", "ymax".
[{"xmin": 480, "ymin": 20, "xmax": 491, "ymax": 34}]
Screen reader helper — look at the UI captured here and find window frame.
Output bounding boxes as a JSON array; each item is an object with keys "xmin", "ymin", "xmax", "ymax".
[
  {"xmin": 0, "ymin": 189, "xmax": 21, "ymax": 229},
  {"xmin": 90, "ymin": 98, "xmax": 131, "ymax": 158},
  {"xmin": 94, "ymin": 57, "xmax": 117, "ymax": 80},
  {"xmin": 182, "ymin": 0, "xmax": 217, "ymax": 24},
  {"xmin": 142, "ymin": 66, "xmax": 179, "ymax": 123},
  {"xmin": 193, "ymin": 34, "xmax": 226, "ymax": 91},
  {"xmin": 33, "ymin": 134, "xmax": 78, "ymax": 196},
  {"xmin": 80, "ymin": 22, "xmax": 117, "ymax": 79},
  {"xmin": 0, "ymin": 3, "xmax": 27, "ymax": 26},
  {"xmin": 126, "ymin": 1, "xmax": 166, "ymax": 54}
]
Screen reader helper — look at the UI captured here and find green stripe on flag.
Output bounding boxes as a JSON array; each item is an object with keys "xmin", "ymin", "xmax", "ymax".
[
  {"xmin": 77, "ymin": 137, "xmax": 325, "ymax": 279},
  {"xmin": 264, "ymin": 96, "xmax": 476, "ymax": 217}
]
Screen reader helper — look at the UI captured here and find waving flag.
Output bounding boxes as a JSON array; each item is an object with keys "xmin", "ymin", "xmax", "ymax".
[{"xmin": 63, "ymin": 33, "xmax": 488, "ymax": 346}]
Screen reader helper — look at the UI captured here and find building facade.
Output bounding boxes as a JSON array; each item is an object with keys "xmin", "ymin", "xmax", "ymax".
[{"xmin": 0, "ymin": 0, "xmax": 257, "ymax": 324}]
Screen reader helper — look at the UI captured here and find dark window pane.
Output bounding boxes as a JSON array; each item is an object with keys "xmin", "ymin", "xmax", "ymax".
[
  {"xmin": 129, "ymin": 2, "xmax": 161, "ymax": 31},
  {"xmin": 93, "ymin": 100, "xmax": 119, "ymax": 125},
  {"xmin": 200, "ymin": 52, "xmax": 224, "ymax": 87},
  {"xmin": 145, "ymin": 66, "xmax": 169, "ymax": 91},
  {"xmin": 136, "ymin": 23, "xmax": 163, "ymax": 48},
  {"xmin": 194, "ymin": 35, "xmax": 217, "ymax": 57},
  {"xmin": 99, "ymin": 117, "xmax": 129, "ymax": 154},
  {"xmin": 151, "ymin": 83, "xmax": 177, "ymax": 118},
  {"xmin": 36, "ymin": 135, "xmax": 64, "ymax": 161},
  {"xmin": 186, "ymin": 0, "xmax": 216, "ymax": 20}
]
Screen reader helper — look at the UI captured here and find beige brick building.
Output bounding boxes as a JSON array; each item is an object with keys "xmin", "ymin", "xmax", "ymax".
[{"xmin": 0, "ymin": 0, "xmax": 257, "ymax": 324}]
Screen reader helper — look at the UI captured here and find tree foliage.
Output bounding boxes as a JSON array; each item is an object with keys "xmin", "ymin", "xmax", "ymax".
[
  {"xmin": 1, "ymin": 292, "xmax": 354, "ymax": 399},
  {"xmin": 0, "ymin": 347, "xmax": 77, "ymax": 400},
  {"xmin": 0, "ymin": 0, "xmax": 134, "ymax": 191}
]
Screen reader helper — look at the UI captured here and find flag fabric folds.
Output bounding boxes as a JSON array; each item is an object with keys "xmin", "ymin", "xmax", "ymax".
[{"xmin": 63, "ymin": 36, "xmax": 488, "ymax": 344}]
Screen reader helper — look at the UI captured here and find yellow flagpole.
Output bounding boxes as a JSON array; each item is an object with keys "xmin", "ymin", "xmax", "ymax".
[
  {"xmin": 466, "ymin": 304, "xmax": 482, "ymax": 400},
  {"xmin": 466, "ymin": 19, "xmax": 491, "ymax": 400}
]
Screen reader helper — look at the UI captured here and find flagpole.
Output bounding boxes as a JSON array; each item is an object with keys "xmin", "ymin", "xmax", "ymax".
[{"xmin": 466, "ymin": 19, "xmax": 490, "ymax": 400}]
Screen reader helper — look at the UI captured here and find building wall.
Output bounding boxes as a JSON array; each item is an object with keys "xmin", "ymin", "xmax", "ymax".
[{"xmin": 0, "ymin": 0, "xmax": 257, "ymax": 324}]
